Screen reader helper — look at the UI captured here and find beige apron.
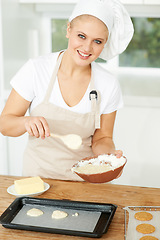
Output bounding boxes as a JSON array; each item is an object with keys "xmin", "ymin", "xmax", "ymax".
[{"xmin": 23, "ymin": 52, "xmax": 101, "ymax": 181}]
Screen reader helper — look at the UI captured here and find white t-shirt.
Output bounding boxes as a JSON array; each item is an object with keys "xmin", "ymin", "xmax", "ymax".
[{"xmin": 10, "ymin": 51, "xmax": 123, "ymax": 115}]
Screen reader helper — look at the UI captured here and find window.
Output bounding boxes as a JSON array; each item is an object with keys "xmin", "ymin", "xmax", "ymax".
[
  {"xmin": 52, "ymin": 19, "xmax": 68, "ymax": 52},
  {"xmin": 120, "ymin": 17, "xmax": 160, "ymax": 68},
  {"xmin": 51, "ymin": 17, "xmax": 160, "ymax": 99},
  {"xmin": 51, "ymin": 17, "xmax": 160, "ymax": 68}
]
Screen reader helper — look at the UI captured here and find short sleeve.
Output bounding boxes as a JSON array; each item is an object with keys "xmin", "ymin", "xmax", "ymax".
[
  {"xmin": 10, "ymin": 59, "xmax": 35, "ymax": 102},
  {"xmin": 103, "ymin": 78, "xmax": 123, "ymax": 114}
]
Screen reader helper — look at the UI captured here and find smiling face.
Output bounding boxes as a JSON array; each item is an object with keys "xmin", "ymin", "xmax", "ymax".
[{"xmin": 66, "ymin": 15, "xmax": 109, "ymax": 66}]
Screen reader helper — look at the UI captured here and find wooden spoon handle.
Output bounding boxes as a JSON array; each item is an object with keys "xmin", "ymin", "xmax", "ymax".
[{"xmin": 50, "ymin": 133, "xmax": 61, "ymax": 139}]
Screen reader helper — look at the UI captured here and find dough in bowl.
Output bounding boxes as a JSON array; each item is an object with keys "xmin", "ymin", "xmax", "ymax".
[{"xmin": 72, "ymin": 154, "xmax": 126, "ymax": 174}]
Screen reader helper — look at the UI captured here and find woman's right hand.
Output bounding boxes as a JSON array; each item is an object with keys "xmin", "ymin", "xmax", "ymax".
[
  {"xmin": 24, "ymin": 116, "xmax": 50, "ymax": 139},
  {"xmin": 0, "ymin": 89, "xmax": 50, "ymax": 138}
]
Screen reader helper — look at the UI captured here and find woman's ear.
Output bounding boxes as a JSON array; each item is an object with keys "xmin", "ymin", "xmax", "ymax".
[{"xmin": 66, "ymin": 22, "xmax": 71, "ymax": 38}]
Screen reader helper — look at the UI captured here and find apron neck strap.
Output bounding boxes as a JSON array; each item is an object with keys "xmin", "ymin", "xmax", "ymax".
[
  {"xmin": 43, "ymin": 51, "xmax": 101, "ymax": 129},
  {"xmin": 89, "ymin": 64, "xmax": 101, "ymax": 129},
  {"xmin": 43, "ymin": 51, "xmax": 64, "ymax": 103}
]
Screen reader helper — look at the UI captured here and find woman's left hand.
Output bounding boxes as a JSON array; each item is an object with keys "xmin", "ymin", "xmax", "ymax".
[
  {"xmin": 114, "ymin": 150, "xmax": 124, "ymax": 179},
  {"xmin": 114, "ymin": 150, "xmax": 123, "ymax": 158}
]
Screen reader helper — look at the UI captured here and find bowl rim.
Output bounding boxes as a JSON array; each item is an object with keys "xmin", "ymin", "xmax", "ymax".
[{"xmin": 72, "ymin": 155, "xmax": 127, "ymax": 176}]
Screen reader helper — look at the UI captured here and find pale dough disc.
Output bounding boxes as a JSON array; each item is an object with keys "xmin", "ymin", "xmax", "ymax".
[
  {"xmin": 136, "ymin": 223, "xmax": 155, "ymax": 234},
  {"xmin": 52, "ymin": 210, "xmax": 68, "ymax": 219},
  {"xmin": 134, "ymin": 212, "xmax": 153, "ymax": 221},
  {"xmin": 140, "ymin": 236, "xmax": 159, "ymax": 240},
  {"xmin": 27, "ymin": 208, "xmax": 44, "ymax": 217}
]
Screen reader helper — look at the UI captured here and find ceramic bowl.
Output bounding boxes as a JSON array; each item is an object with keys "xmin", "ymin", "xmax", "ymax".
[{"xmin": 72, "ymin": 156, "xmax": 127, "ymax": 183}]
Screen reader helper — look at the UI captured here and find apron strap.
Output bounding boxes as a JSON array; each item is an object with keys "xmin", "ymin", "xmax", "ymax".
[
  {"xmin": 43, "ymin": 51, "xmax": 64, "ymax": 104},
  {"xmin": 89, "ymin": 90, "xmax": 101, "ymax": 129},
  {"xmin": 43, "ymin": 51, "xmax": 101, "ymax": 129},
  {"xmin": 89, "ymin": 66, "xmax": 101, "ymax": 129}
]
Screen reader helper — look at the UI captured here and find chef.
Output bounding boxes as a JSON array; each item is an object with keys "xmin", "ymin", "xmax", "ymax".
[{"xmin": 0, "ymin": 0, "xmax": 134, "ymax": 180}]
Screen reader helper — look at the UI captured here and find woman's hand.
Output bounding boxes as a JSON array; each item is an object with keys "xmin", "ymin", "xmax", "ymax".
[
  {"xmin": 24, "ymin": 116, "xmax": 50, "ymax": 139},
  {"xmin": 114, "ymin": 150, "xmax": 123, "ymax": 158},
  {"xmin": 114, "ymin": 150, "xmax": 125, "ymax": 178}
]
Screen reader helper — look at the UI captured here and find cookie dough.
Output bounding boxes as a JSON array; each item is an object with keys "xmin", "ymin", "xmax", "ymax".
[
  {"xmin": 72, "ymin": 154, "xmax": 126, "ymax": 174},
  {"xmin": 134, "ymin": 212, "xmax": 153, "ymax": 221},
  {"xmin": 139, "ymin": 237, "xmax": 159, "ymax": 240},
  {"xmin": 52, "ymin": 210, "xmax": 68, "ymax": 219},
  {"xmin": 27, "ymin": 208, "xmax": 43, "ymax": 217},
  {"xmin": 75, "ymin": 164, "xmax": 113, "ymax": 174},
  {"xmin": 136, "ymin": 223, "xmax": 155, "ymax": 234}
]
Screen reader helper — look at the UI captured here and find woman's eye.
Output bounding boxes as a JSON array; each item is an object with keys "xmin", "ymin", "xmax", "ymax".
[
  {"xmin": 78, "ymin": 34, "xmax": 86, "ymax": 39},
  {"xmin": 94, "ymin": 40, "xmax": 102, "ymax": 44}
]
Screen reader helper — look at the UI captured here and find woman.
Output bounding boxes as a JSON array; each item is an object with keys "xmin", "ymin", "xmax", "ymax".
[{"xmin": 0, "ymin": 0, "xmax": 134, "ymax": 180}]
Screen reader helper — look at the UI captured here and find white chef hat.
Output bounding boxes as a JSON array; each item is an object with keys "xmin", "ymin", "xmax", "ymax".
[{"xmin": 69, "ymin": 0, "xmax": 134, "ymax": 61}]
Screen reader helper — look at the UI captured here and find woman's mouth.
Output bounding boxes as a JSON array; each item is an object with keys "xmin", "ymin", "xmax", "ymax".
[{"xmin": 77, "ymin": 50, "xmax": 92, "ymax": 60}]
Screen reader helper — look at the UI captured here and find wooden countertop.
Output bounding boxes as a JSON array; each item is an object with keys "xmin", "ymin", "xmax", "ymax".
[{"xmin": 0, "ymin": 175, "xmax": 160, "ymax": 240}]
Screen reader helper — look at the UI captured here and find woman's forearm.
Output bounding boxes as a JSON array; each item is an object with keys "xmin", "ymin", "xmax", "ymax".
[
  {"xmin": 92, "ymin": 137, "xmax": 115, "ymax": 156},
  {"xmin": 0, "ymin": 89, "xmax": 31, "ymax": 137},
  {"xmin": 0, "ymin": 114, "xmax": 27, "ymax": 137}
]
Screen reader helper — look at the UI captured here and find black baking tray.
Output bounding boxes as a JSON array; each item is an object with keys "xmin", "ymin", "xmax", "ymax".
[{"xmin": 0, "ymin": 197, "xmax": 117, "ymax": 238}]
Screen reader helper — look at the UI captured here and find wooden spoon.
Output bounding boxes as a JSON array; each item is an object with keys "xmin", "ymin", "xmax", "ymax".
[{"xmin": 50, "ymin": 133, "xmax": 82, "ymax": 150}]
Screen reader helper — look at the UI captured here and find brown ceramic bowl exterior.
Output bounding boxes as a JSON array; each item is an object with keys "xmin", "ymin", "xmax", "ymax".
[{"xmin": 72, "ymin": 157, "xmax": 127, "ymax": 183}]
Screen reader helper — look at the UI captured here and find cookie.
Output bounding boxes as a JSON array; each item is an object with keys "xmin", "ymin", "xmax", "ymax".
[
  {"xmin": 139, "ymin": 236, "xmax": 158, "ymax": 240},
  {"xmin": 135, "ymin": 212, "xmax": 153, "ymax": 221},
  {"xmin": 136, "ymin": 224, "xmax": 155, "ymax": 234},
  {"xmin": 27, "ymin": 208, "xmax": 43, "ymax": 217},
  {"xmin": 52, "ymin": 210, "xmax": 68, "ymax": 219}
]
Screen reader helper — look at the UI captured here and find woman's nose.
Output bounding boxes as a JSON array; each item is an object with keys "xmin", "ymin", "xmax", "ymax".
[{"xmin": 83, "ymin": 40, "xmax": 92, "ymax": 52}]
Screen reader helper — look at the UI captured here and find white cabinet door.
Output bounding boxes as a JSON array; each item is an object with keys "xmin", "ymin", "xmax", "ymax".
[
  {"xmin": 144, "ymin": 0, "xmax": 160, "ymax": 4},
  {"xmin": 25, "ymin": 0, "xmax": 144, "ymax": 4},
  {"xmin": 19, "ymin": 0, "xmax": 77, "ymax": 3},
  {"xmin": 7, "ymin": 134, "xmax": 28, "ymax": 176},
  {"xmin": 0, "ymin": 134, "xmax": 8, "ymax": 175},
  {"xmin": 121, "ymin": 0, "xmax": 143, "ymax": 4}
]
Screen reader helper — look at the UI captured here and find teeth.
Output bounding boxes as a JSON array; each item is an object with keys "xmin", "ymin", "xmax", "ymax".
[{"xmin": 79, "ymin": 51, "xmax": 90, "ymax": 57}]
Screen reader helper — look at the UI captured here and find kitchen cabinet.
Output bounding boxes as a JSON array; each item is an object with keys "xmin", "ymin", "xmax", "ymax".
[
  {"xmin": 121, "ymin": 0, "xmax": 143, "ymax": 4},
  {"xmin": 19, "ymin": 0, "xmax": 160, "ymax": 5},
  {"xmin": 19, "ymin": 0, "xmax": 77, "ymax": 3},
  {"xmin": 144, "ymin": 0, "xmax": 160, "ymax": 4},
  {"xmin": 122, "ymin": 0, "xmax": 160, "ymax": 4},
  {"xmin": 0, "ymin": 135, "xmax": 7, "ymax": 175}
]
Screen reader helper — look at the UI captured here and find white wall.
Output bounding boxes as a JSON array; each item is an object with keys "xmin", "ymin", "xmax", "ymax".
[{"xmin": 113, "ymin": 96, "xmax": 160, "ymax": 188}]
